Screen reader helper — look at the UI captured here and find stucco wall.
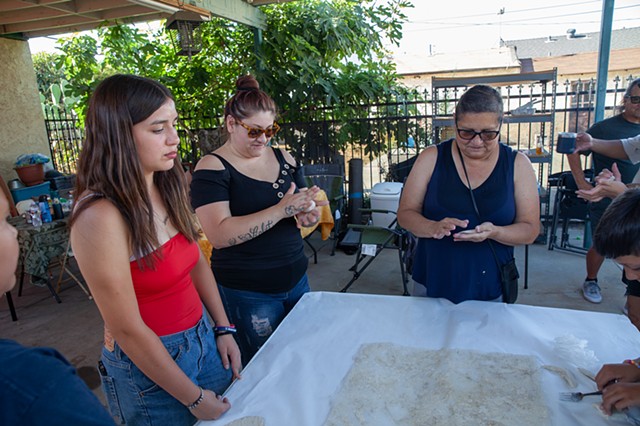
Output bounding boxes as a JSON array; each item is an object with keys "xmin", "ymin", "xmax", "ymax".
[{"xmin": 0, "ymin": 38, "xmax": 49, "ymax": 184}]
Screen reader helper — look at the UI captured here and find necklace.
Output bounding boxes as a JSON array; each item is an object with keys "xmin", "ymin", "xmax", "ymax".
[{"xmin": 154, "ymin": 211, "xmax": 169, "ymax": 226}]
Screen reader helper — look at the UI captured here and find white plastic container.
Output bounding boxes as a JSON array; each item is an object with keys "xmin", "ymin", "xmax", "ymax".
[{"xmin": 370, "ymin": 182, "xmax": 403, "ymax": 228}]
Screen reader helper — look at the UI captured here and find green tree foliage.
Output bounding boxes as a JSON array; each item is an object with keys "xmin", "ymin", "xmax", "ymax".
[
  {"xmin": 33, "ymin": 51, "xmax": 80, "ymax": 117},
  {"xmin": 258, "ymin": 0, "xmax": 408, "ymax": 109},
  {"xmin": 53, "ymin": 19, "xmax": 251, "ymax": 123},
  {"xmin": 33, "ymin": 52, "xmax": 65, "ymax": 96},
  {"xmin": 38, "ymin": 0, "xmax": 414, "ymax": 155},
  {"xmin": 257, "ymin": 0, "xmax": 413, "ymax": 155}
]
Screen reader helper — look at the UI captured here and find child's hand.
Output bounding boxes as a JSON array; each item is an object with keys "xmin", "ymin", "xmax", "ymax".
[
  {"xmin": 596, "ymin": 363, "xmax": 640, "ymax": 390},
  {"xmin": 601, "ymin": 382, "xmax": 640, "ymax": 415}
]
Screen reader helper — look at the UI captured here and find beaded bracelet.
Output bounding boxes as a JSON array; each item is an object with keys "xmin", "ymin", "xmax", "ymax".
[
  {"xmin": 187, "ymin": 386, "xmax": 204, "ymax": 411},
  {"xmin": 214, "ymin": 325, "xmax": 236, "ymax": 337},
  {"xmin": 624, "ymin": 359, "xmax": 640, "ymax": 368}
]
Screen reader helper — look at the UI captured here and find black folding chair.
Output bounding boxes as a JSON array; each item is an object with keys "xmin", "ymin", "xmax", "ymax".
[
  {"xmin": 548, "ymin": 171, "xmax": 592, "ymax": 255},
  {"xmin": 388, "ymin": 155, "xmax": 418, "ymax": 183},
  {"xmin": 302, "ymin": 163, "xmax": 347, "ymax": 259},
  {"xmin": 339, "ymin": 209, "xmax": 410, "ymax": 295}
]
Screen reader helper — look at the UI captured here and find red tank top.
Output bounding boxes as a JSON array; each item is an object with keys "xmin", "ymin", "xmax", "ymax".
[{"xmin": 130, "ymin": 233, "xmax": 202, "ymax": 336}]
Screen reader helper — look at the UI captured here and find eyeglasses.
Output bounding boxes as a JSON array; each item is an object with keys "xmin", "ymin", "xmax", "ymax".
[
  {"xmin": 236, "ymin": 120, "xmax": 280, "ymax": 138},
  {"xmin": 625, "ymin": 95, "xmax": 640, "ymax": 104},
  {"xmin": 456, "ymin": 127, "xmax": 501, "ymax": 142}
]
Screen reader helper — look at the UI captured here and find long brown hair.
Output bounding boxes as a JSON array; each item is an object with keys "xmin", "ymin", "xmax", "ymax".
[{"xmin": 70, "ymin": 74, "xmax": 199, "ymax": 267}]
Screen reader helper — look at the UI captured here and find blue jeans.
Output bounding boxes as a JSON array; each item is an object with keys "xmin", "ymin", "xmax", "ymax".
[
  {"xmin": 627, "ymin": 406, "xmax": 640, "ymax": 425},
  {"xmin": 218, "ymin": 274, "xmax": 309, "ymax": 364},
  {"xmin": 99, "ymin": 314, "xmax": 232, "ymax": 426}
]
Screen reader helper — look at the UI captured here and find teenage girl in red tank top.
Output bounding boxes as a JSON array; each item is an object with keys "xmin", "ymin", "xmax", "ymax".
[{"xmin": 70, "ymin": 75, "xmax": 241, "ymax": 426}]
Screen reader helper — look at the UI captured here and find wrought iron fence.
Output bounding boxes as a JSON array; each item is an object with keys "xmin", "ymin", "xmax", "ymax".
[
  {"xmin": 43, "ymin": 74, "xmax": 637, "ymax": 190},
  {"xmin": 42, "ymin": 105, "xmax": 84, "ymax": 175}
]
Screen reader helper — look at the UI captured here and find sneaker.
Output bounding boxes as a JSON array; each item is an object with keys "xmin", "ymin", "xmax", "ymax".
[{"xmin": 582, "ymin": 280, "xmax": 602, "ymax": 304}]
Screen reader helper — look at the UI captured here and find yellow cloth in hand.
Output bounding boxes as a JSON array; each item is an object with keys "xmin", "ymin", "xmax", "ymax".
[{"xmin": 300, "ymin": 189, "xmax": 334, "ymax": 240}]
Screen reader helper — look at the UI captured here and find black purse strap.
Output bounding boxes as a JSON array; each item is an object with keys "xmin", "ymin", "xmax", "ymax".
[{"xmin": 455, "ymin": 143, "xmax": 503, "ymax": 270}]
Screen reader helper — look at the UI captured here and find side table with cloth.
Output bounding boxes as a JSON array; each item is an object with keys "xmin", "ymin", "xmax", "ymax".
[
  {"xmin": 201, "ymin": 292, "xmax": 639, "ymax": 426},
  {"xmin": 9, "ymin": 216, "xmax": 70, "ymax": 303}
]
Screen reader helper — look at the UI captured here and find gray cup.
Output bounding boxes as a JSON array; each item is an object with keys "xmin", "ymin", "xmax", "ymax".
[{"xmin": 556, "ymin": 132, "xmax": 577, "ymax": 154}]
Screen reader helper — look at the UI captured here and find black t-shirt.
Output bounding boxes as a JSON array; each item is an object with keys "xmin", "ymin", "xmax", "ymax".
[
  {"xmin": 586, "ymin": 114, "xmax": 640, "ymax": 217},
  {"xmin": 587, "ymin": 114, "xmax": 640, "ymax": 183},
  {"xmin": 191, "ymin": 147, "xmax": 308, "ymax": 293}
]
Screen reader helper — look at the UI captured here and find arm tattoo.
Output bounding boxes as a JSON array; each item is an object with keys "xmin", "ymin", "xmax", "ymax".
[{"xmin": 235, "ymin": 220, "xmax": 274, "ymax": 244}]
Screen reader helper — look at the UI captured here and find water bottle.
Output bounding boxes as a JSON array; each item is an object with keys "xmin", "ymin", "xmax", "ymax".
[
  {"xmin": 29, "ymin": 201, "xmax": 42, "ymax": 227},
  {"xmin": 52, "ymin": 198, "xmax": 64, "ymax": 220},
  {"xmin": 39, "ymin": 195, "xmax": 52, "ymax": 223},
  {"xmin": 47, "ymin": 195, "xmax": 54, "ymax": 217},
  {"xmin": 32, "ymin": 211, "xmax": 42, "ymax": 227}
]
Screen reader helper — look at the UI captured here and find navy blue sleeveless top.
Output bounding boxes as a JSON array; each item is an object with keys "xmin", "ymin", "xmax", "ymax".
[{"xmin": 412, "ymin": 139, "xmax": 517, "ymax": 303}]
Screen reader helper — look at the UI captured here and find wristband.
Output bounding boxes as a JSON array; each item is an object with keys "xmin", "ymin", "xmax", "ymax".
[
  {"xmin": 186, "ymin": 386, "xmax": 204, "ymax": 410},
  {"xmin": 624, "ymin": 359, "xmax": 640, "ymax": 368},
  {"xmin": 214, "ymin": 324, "xmax": 236, "ymax": 336}
]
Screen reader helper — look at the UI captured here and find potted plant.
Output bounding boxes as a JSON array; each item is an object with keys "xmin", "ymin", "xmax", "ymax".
[{"xmin": 14, "ymin": 154, "xmax": 50, "ymax": 187}]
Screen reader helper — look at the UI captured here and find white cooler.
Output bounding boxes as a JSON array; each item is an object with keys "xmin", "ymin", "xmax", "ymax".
[{"xmin": 370, "ymin": 182, "xmax": 403, "ymax": 228}]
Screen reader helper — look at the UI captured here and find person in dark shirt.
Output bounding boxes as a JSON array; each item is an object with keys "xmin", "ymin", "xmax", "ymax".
[
  {"xmin": 190, "ymin": 75, "xmax": 326, "ymax": 363},
  {"xmin": 573, "ymin": 130, "xmax": 640, "ymax": 331},
  {"xmin": 0, "ymin": 191, "xmax": 115, "ymax": 425},
  {"xmin": 567, "ymin": 78, "xmax": 640, "ymax": 305}
]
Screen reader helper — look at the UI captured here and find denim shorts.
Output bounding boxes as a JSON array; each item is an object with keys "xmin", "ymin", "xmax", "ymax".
[
  {"xmin": 99, "ymin": 314, "xmax": 232, "ymax": 426},
  {"xmin": 218, "ymin": 274, "xmax": 309, "ymax": 364}
]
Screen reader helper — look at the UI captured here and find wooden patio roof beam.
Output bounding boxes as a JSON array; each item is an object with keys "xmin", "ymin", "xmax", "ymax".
[{"xmin": 154, "ymin": 0, "xmax": 267, "ymax": 30}]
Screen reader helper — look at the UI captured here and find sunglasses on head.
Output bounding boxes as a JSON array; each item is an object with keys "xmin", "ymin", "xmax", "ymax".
[
  {"xmin": 236, "ymin": 120, "xmax": 280, "ymax": 138},
  {"xmin": 625, "ymin": 95, "xmax": 640, "ymax": 104},
  {"xmin": 456, "ymin": 128, "xmax": 501, "ymax": 142}
]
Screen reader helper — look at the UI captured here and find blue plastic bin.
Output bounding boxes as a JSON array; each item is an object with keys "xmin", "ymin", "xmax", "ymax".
[{"xmin": 10, "ymin": 181, "xmax": 51, "ymax": 204}]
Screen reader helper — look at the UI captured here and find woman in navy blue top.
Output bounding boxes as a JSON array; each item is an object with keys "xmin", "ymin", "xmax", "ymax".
[{"xmin": 397, "ymin": 85, "xmax": 540, "ymax": 303}]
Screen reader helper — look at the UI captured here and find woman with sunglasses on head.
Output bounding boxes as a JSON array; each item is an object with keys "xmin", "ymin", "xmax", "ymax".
[
  {"xmin": 190, "ymin": 75, "xmax": 325, "ymax": 363},
  {"xmin": 70, "ymin": 75, "xmax": 241, "ymax": 425},
  {"xmin": 397, "ymin": 84, "xmax": 540, "ymax": 303}
]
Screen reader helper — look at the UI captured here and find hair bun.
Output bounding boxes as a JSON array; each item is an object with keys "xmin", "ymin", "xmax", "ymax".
[{"xmin": 236, "ymin": 75, "xmax": 260, "ymax": 92}]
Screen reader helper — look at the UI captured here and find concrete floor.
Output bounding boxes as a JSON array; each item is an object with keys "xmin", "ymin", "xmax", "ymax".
[{"xmin": 0, "ymin": 223, "xmax": 631, "ymax": 407}]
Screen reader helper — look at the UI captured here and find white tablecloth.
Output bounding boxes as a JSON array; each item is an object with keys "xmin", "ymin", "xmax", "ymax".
[{"xmin": 202, "ymin": 291, "xmax": 639, "ymax": 425}]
